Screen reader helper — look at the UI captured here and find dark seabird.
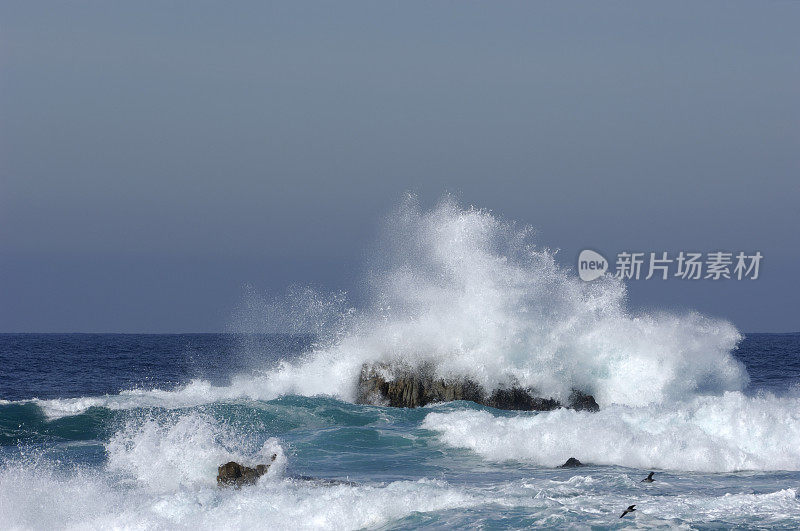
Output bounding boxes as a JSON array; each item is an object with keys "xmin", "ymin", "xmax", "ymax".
[
  {"xmin": 641, "ymin": 472, "xmax": 655, "ymax": 483},
  {"xmin": 620, "ymin": 505, "xmax": 636, "ymax": 518}
]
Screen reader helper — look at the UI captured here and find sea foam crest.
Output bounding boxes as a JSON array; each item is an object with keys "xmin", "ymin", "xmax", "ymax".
[
  {"xmin": 252, "ymin": 195, "xmax": 747, "ymax": 407},
  {"xmin": 422, "ymin": 391, "xmax": 800, "ymax": 472},
  {"xmin": 105, "ymin": 412, "xmax": 286, "ymax": 491},
  {"xmin": 20, "ymin": 196, "xmax": 748, "ymax": 417}
]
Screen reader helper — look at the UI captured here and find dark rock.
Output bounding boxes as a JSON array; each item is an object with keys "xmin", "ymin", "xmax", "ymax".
[
  {"xmin": 568, "ymin": 389, "xmax": 600, "ymax": 412},
  {"xmin": 559, "ymin": 457, "xmax": 583, "ymax": 468},
  {"xmin": 355, "ymin": 362, "xmax": 600, "ymax": 413},
  {"xmin": 486, "ymin": 387, "xmax": 561, "ymax": 411},
  {"xmin": 217, "ymin": 454, "xmax": 277, "ymax": 488},
  {"xmin": 357, "ymin": 362, "xmax": 484, "ymax": 408}
]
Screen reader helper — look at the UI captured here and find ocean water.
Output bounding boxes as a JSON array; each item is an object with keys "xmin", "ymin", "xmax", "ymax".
[
  {"xmin": 2, "ymin": 199, "xmax": 799, "ymax": 529},
  {"xmin": 1, "ymin": 333, "xmax": 799, "ymax": 529}
]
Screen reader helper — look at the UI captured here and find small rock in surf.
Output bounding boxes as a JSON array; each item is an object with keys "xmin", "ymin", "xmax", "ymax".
[
  {"xmin": 217, "ymin": 454, "xmax": 277, "ymax": 488},
  {"xmin": 559, "ymin": 457, "xmax": 583, "ymax": 468}
]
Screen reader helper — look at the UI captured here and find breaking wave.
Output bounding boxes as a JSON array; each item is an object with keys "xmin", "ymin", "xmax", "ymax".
[
  {"xmin": 15, "ymin": 195, "xmax": 750, "ymax": 419},
  {"xmin": 238, "ymin": 194, "xmax": 748, "ymax": 407},
  {"xmin": 422, "ymin": 391, "xmax": 800, "ymax": 472}
]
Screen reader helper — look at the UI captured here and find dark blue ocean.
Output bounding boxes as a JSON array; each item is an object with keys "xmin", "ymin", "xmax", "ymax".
[{"xmin": 1, "ymin": 332, "xmax": 800, "ymax": 529}]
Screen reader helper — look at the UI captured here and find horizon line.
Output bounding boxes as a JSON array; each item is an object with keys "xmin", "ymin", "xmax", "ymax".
[{"xmin": 1, "ymin": 330, "xmax": 797, "ymax": 336}]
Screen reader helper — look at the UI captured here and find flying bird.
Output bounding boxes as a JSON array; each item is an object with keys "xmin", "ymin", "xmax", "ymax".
[
  {"xmin": 620, "ymin": 505, "xmax": 636, "ymax": 518},
  {"xmin": 642, "ymin": 472, "xmax": 655, "ymax": 483}
]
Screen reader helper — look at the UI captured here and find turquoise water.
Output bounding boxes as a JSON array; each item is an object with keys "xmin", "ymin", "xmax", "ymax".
[{"xmin": 2, "ymin": 334, "xmax": 800, "ymax": 529}]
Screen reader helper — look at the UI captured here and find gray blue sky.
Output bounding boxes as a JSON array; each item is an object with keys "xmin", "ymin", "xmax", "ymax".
[{"xmin": 1, "ymin": 1, "xmax": 798, "ymax": 332}]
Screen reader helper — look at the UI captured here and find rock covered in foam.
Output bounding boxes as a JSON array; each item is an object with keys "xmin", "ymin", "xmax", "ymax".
[
  {"xmin": 217, "ymin": 454, "xmax": 277, "ymax": 488},
  {"xmin": 567, "ymin": 390, "xmax": 600, "ymax": 412},
  {"xmin": 356, "ymin": 363, "xmax": 599, "ymax": 412}
]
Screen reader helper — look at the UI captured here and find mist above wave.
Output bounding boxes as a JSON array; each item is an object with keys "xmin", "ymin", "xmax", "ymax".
[
  {"xmin": 16, "ymin": 195, "xmax": 749, "ymax": 417},
  {"xmin": 241, "ymin": 195, "xmax": 747, "ymax": 407}
]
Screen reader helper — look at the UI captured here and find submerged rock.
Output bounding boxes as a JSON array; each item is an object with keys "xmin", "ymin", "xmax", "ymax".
[
  {"xmin": 356, "ymin": 363, "xmax": 600, "ymax": 412},
  {"xmin": 559, "ymin": 457, "xmax": 583, "ymax": 468},
  {"xmin": 217, "ymin": 454, "xmax": 277, "ymax": 488}
]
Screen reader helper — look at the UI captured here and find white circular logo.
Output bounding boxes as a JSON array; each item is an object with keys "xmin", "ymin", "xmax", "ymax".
[{"xmin": 578, "ymin": 250, "xmax": 608, "ymax": 281}]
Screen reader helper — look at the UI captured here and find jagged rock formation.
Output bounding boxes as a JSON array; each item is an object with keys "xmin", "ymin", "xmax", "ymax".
[
  {"xmin": 568, "ymin": 389, "xmax": 600, "ymax": 412},
  {"xmin": 217, "ymin": 454, "xmax": 277, "ymax": 488},
  {"xmin": 356, "ymin": 363, "xmax": 600, "ymax": 412},
  {"xmin": 486, "ymin": 387, "xmax": 561, "ymax": 411},
  {"xmin": 356, "ymin": 363, "xmax": 484, "ymax": 408},
  {"xmin": 559, "ymin": 457, "xmax": 584, "ymax": 468}
]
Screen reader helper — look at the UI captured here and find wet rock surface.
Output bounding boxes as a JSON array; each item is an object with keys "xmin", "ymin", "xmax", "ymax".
[
  {"xmin": 217, "ymin": 454, "xmax": 277, "ymax": 488},
  {"xmin": 559, "ymin": 457, "xmax": 584, "ymax": 468},
  {"xmin": 567, "ymin": 389, "xmax": 600, "ymax": 412},
  {"xmin": 356, "ymin": 363, "xmax": 600, "ymax": 412}
]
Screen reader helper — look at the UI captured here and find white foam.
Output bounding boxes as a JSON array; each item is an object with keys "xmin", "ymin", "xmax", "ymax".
[
  {"xmin": 2, "ymin": 409, "xmax": 477, "ymax": 529},
  {"xmin": 5, "ymin": 413, "xmax": 800, "ymax": 530},
  {"xmin": 27, "ymin": 379, "xmax": 242, "ymax": 419},
  {"xmin": 219, "ymin": 196, "xmax": 746, "ymax": 408},
  {"xmin": 18, "ymin": 196, "xmax": 749, "ymax": 419},
  {"xmin": 648, "ymin": 488, "xmax": 800, "ymax": 523},
  {"xmin": 8, "ymin": 458, "xmax": 799, "ymax": 529},
  {"xmin": 27, "ymin": 363, "xmax": 364, "ymax": 420},
  {"xmin": 105, "ymin": 412, "xmax": 286, "ymax": 492},
  {"xmin": 0, "ymin": 461, "xmax": 477, "ymax": 530},
  {"xmin": 422, "ymin": 391, "xmax": 800, "ymax": 472}
]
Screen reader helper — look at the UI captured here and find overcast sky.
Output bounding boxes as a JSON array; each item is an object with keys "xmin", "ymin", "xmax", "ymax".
[{"xmin": 1, "ymin": 1, "xmax": 798, "ymax": 332}]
